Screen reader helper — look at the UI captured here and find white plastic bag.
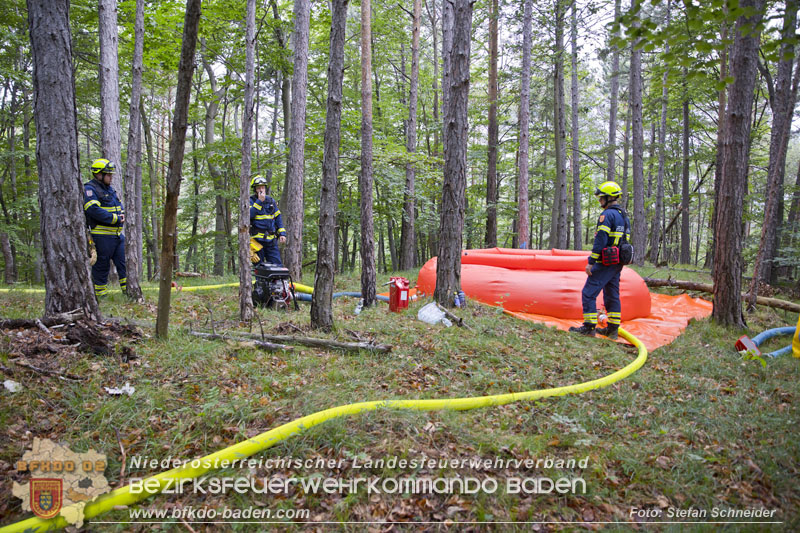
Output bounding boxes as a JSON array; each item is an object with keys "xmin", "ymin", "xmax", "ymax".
[{"xmin": 417, "ymin": 302, "xmax": 452, "ymax": 327}]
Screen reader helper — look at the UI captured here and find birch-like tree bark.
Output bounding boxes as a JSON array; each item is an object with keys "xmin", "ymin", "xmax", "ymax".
[
  {"xmin": 27, "ymin": 0, "xmax": 99, "ymax": 320},
  {"xmin": 680, "ymin": 70, "xmax": 691, "ymax": 264}
]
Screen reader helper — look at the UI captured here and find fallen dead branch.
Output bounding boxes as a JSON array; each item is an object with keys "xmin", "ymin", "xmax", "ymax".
[
  {"xmin": 0, "ymin": 309, "xmax": 86, "ymax": 330},
  {"xmin": 196, "ymin": 329, "xmax": 392, "ymax": 354},
  {"xmin": 12, "ymin": 359, "xmax": 85, "ymax": 382},
  {"xmin": 175, "ymin": 271, "xmax": 203, "ymax": 277},
  {"xmin": 643, "ymin": 277, "xmax": 800, "ymax": 313},
  {"xmin": 440, "ymin": 307, "xmax": 472, "ymax": 330},
  {"xmin": 188, "ymin": 331, "xmax": 293, "ymax": 352}
]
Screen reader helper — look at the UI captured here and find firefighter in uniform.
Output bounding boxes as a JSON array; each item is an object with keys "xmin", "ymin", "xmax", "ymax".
[
  {"xmin": 249, "ymin": 175, "xmax": 286, "ymax": 265},
  {"xmin": 569, "ymin": 181, "xmax": 630, "ymax": 339},
  {"xmin": 83, "ymin": 158, "xmax": 126, "ymax": 298}
]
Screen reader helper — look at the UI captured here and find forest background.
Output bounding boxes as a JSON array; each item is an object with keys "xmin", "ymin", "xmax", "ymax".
[{"xmin": 1, "ymin": 0, "xmax": 799, "ymax": 313}]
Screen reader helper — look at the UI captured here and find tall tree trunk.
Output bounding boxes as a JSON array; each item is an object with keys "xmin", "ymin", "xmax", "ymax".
[
  {"xmin": 401, "ymin": 0, "xmax": 422, "ymax": 268},
  {"xmin": 360, "ymin": 0, "xmax": 377, "ymax": 306},
  {"xmin": 201, "ymin": 52, "xmax": 227, "ymax": 276},
  {"xmin": 552, "ymin": 0, "xmax": 568, "ymax": 249},
  {"xmin": 311, "ymin": 0, "xmax": 347, "ymax": 330},
  {"xmin": 484, "ymin": 0, "xmax": 499, "ymax": 249},
  {"xmin": 680, "ymin": 70, "xmax": 691, "ymax": 264},
  {"xmin": 123, "ymin": 0, "xmax": 144, "ymax": 301},
  {"xmin": 141, "ymin": 106, "xmax": 159, "ymax": 276},
  {"xmin": 28, "ymin": 0, "xmax": 99, "ymax": 320},
  {"xmin": 284, "ymin": 0, "xmax": 310, "ymax": 281},
  {"xmin": 238, "ymin": 0, "xmax": 256, "ymax": 322},
  {"xmin": 630, "ymin": 0, "xmax": 645, "ymax": 265},
  {"xmin": 434, "ymin": 0, "xmax": 472, "ymax": 308},
  {"xmin": 571, "ymin": 0, "xmax": 582, "ymax": 250},
  {"xmin": 747, "ymin": 1, "xmax": 797, "ymax": 302},
  {"xmin": 712, "ymin": 0, "xmax": 765, "ymax": 327},
  {"xmin": 649, "ymin": 2, "xmax": 670, "ymax": 265},
  {"xmin": 607, "ymin": 0, "xmax": 621, "ymax": 183},
  {"xmin": 155, "ymin": 0, "xmax": 201, "ymax": 338},
  {"xmin": 707, "ymin": 16, "xmax": 729, "ymax": 269},
  {"xmin": 621, "ymin": 105, "xmax": 631, "ymax": 207},
  {"xmin": 518, "ymin": 0, "xmax": 532, "ymax": 249},
  {"xmin": 426, "ymin": 0, "xmax": 441, "ymax": 158},
  {"xmin": 98, "ymin": 0, "xmax": 121, "ymax": 182}
]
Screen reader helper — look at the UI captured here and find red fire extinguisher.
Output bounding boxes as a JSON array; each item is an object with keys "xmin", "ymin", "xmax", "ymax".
[{"xmin": 389, "ymin": 277, "xmax": 410, "ymax": 312}]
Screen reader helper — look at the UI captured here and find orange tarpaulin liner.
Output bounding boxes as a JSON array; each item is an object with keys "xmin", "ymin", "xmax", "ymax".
[{"xmin": 416, "ymin": 248, "xmax": 712, "ymax": 351}]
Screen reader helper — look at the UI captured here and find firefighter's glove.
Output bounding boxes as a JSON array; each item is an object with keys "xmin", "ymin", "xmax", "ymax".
[
  {"xmin": 249, "ymin": 238, "xmax": 262, "ymax": 264},
  {"xmin": 88, "ymin": 238, "xmax": 97, "ymax": 266}
]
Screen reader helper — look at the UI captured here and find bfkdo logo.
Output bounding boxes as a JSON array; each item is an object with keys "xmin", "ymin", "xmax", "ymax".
[{"xmin": 30, "ymin": 479, "xmax": 63, "ymax": 519}]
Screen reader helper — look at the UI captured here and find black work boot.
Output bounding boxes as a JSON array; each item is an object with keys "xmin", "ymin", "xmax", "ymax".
[
  {"xmin": 568, "ymin": 322, "xmax": 596, "ymax": 336},
  {"xmin": 596, "ymin": 324, "xmax": 619, "ymax": 340}
]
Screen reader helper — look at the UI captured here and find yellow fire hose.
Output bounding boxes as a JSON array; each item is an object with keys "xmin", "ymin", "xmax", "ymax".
[{"xmin": 0, "ymin": 328, "xmax": 647, "ymax": 532}]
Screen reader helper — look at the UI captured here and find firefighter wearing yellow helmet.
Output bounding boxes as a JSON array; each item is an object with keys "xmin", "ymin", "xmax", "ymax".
[
  {"xmin": 83, "ymin": 158, "xmax": 126, "ymax": 298},
  {"xmin": 249, "ymin": 175, "xmax": 286, "ymax": 265},
  {"xmin": 569, "ymin": 181, "xmax": 631, "ymax": 339}
]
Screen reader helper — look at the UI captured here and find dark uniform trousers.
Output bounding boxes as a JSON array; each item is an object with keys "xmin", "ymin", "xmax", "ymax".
[{"xmin": 581, "ymin": 263, "xmax": 623, "ymax": 326}]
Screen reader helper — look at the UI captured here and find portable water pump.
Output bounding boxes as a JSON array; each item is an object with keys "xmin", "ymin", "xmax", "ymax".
[{"xmin": 252, "ymin": 261, "xmax": 298, "ymax": 311}]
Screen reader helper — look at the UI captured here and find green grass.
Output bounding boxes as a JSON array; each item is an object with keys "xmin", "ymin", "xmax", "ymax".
[{"xmin": 0, "ymin": 267, "xmax": 798, "ymax": 531}]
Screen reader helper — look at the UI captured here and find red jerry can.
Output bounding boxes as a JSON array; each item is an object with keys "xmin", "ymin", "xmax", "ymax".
[{"xmin": 389, "ymin": 277, "xmax": 410, "ymax": 312}]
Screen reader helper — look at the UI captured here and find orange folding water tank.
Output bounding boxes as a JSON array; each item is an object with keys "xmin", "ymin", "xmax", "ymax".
[{"xmin": 416, "ymin": 249, "xmax": 652, "ymax": 320}]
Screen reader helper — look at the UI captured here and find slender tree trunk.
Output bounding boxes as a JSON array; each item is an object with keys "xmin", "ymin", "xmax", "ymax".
[
  {"xmin": 123, "ymin": 0, "xmax": 144, "ymax": 301},
  {"xmin": 284, "ymin": 0, "xmax": 311, "ymax": 281},
  {"xmin": 712, "ymin": 0, "xmax": 765, "ymax": 327},
  {"xmin": 571, "ymin": 1, "xmax": 582, "ymax": 250},
  {"xmin": 155, "ymin": 0, "xmax": 201, "ymax": 338},
  {"xmin": 630, "ymin": 0, "xmax": 645, "ymax": 265},
  {"xmin": 238, "ymin": 0, "xmax": 256, "ymax": 321},
  {"xmin": 707, "ymin": 16, "xmax": 729, "ymax": 269},
  {"xmin": 607, "ymin": 0, "xmax": 621, "ymax": 183},
  {"xmin": 621, "ymin": 105, "xmax": 631, "ymax": 207},
  {"xmin": 28, "ymin": 0, "xmax": 99, "ymax": 319},
  {"xmin": 434, "ymin": 0, "xmax": 472, "ymax": 308},
  {"xmin": 400, "ymin": 0, "xmax": 422, "ymax": 269},
  {"xmin": 649, "ymin": 2, "xmax": 670, "ymax": 265},
  {"xmin": 98, "ymin": 0, "xmax": 121, "ymax": 183},
  {"xmin": 141, "ymin": 106, "xmax": 159, "ymax": 276},
  {"xmin": 680, "ymin": 70, "xmax": 691, "ymax": 264},
  {"xmin": 426, "ymin": 0, "xmax": 441, "ymax": 159},
  {"xmin": 747, "ymin": 1, "xmax": 797, "ymax": 302},
  {"xmin": 552, "ymin": 0, "xmax": 568, "ymax": 249},
  {"xmin": 359, "ymin": 0, "xmax": 377, "ymax": 306},
  {"xmin": 484, "ymin": 0, "xmax": 499, "ymax": 249},
  {"xmin": 518, "ymin": 0, "xmax": 532, "ymax": 249}
]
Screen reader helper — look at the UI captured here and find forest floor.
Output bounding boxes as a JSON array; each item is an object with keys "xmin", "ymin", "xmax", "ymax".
[{"xmin": 0, "ymin": 265, "xmax": 799, "ymax": 531}]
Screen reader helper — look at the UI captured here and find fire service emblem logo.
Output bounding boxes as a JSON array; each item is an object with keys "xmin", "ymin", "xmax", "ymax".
[{"xmin": 30, "ymin": 479, "xmax": 63, "ymax": 519}]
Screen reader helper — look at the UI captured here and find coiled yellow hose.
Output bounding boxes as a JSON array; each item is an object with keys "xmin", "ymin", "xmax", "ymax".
[{"xmin": 0, "ymin": 328, "xmax": 646, "ymax": 532}]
